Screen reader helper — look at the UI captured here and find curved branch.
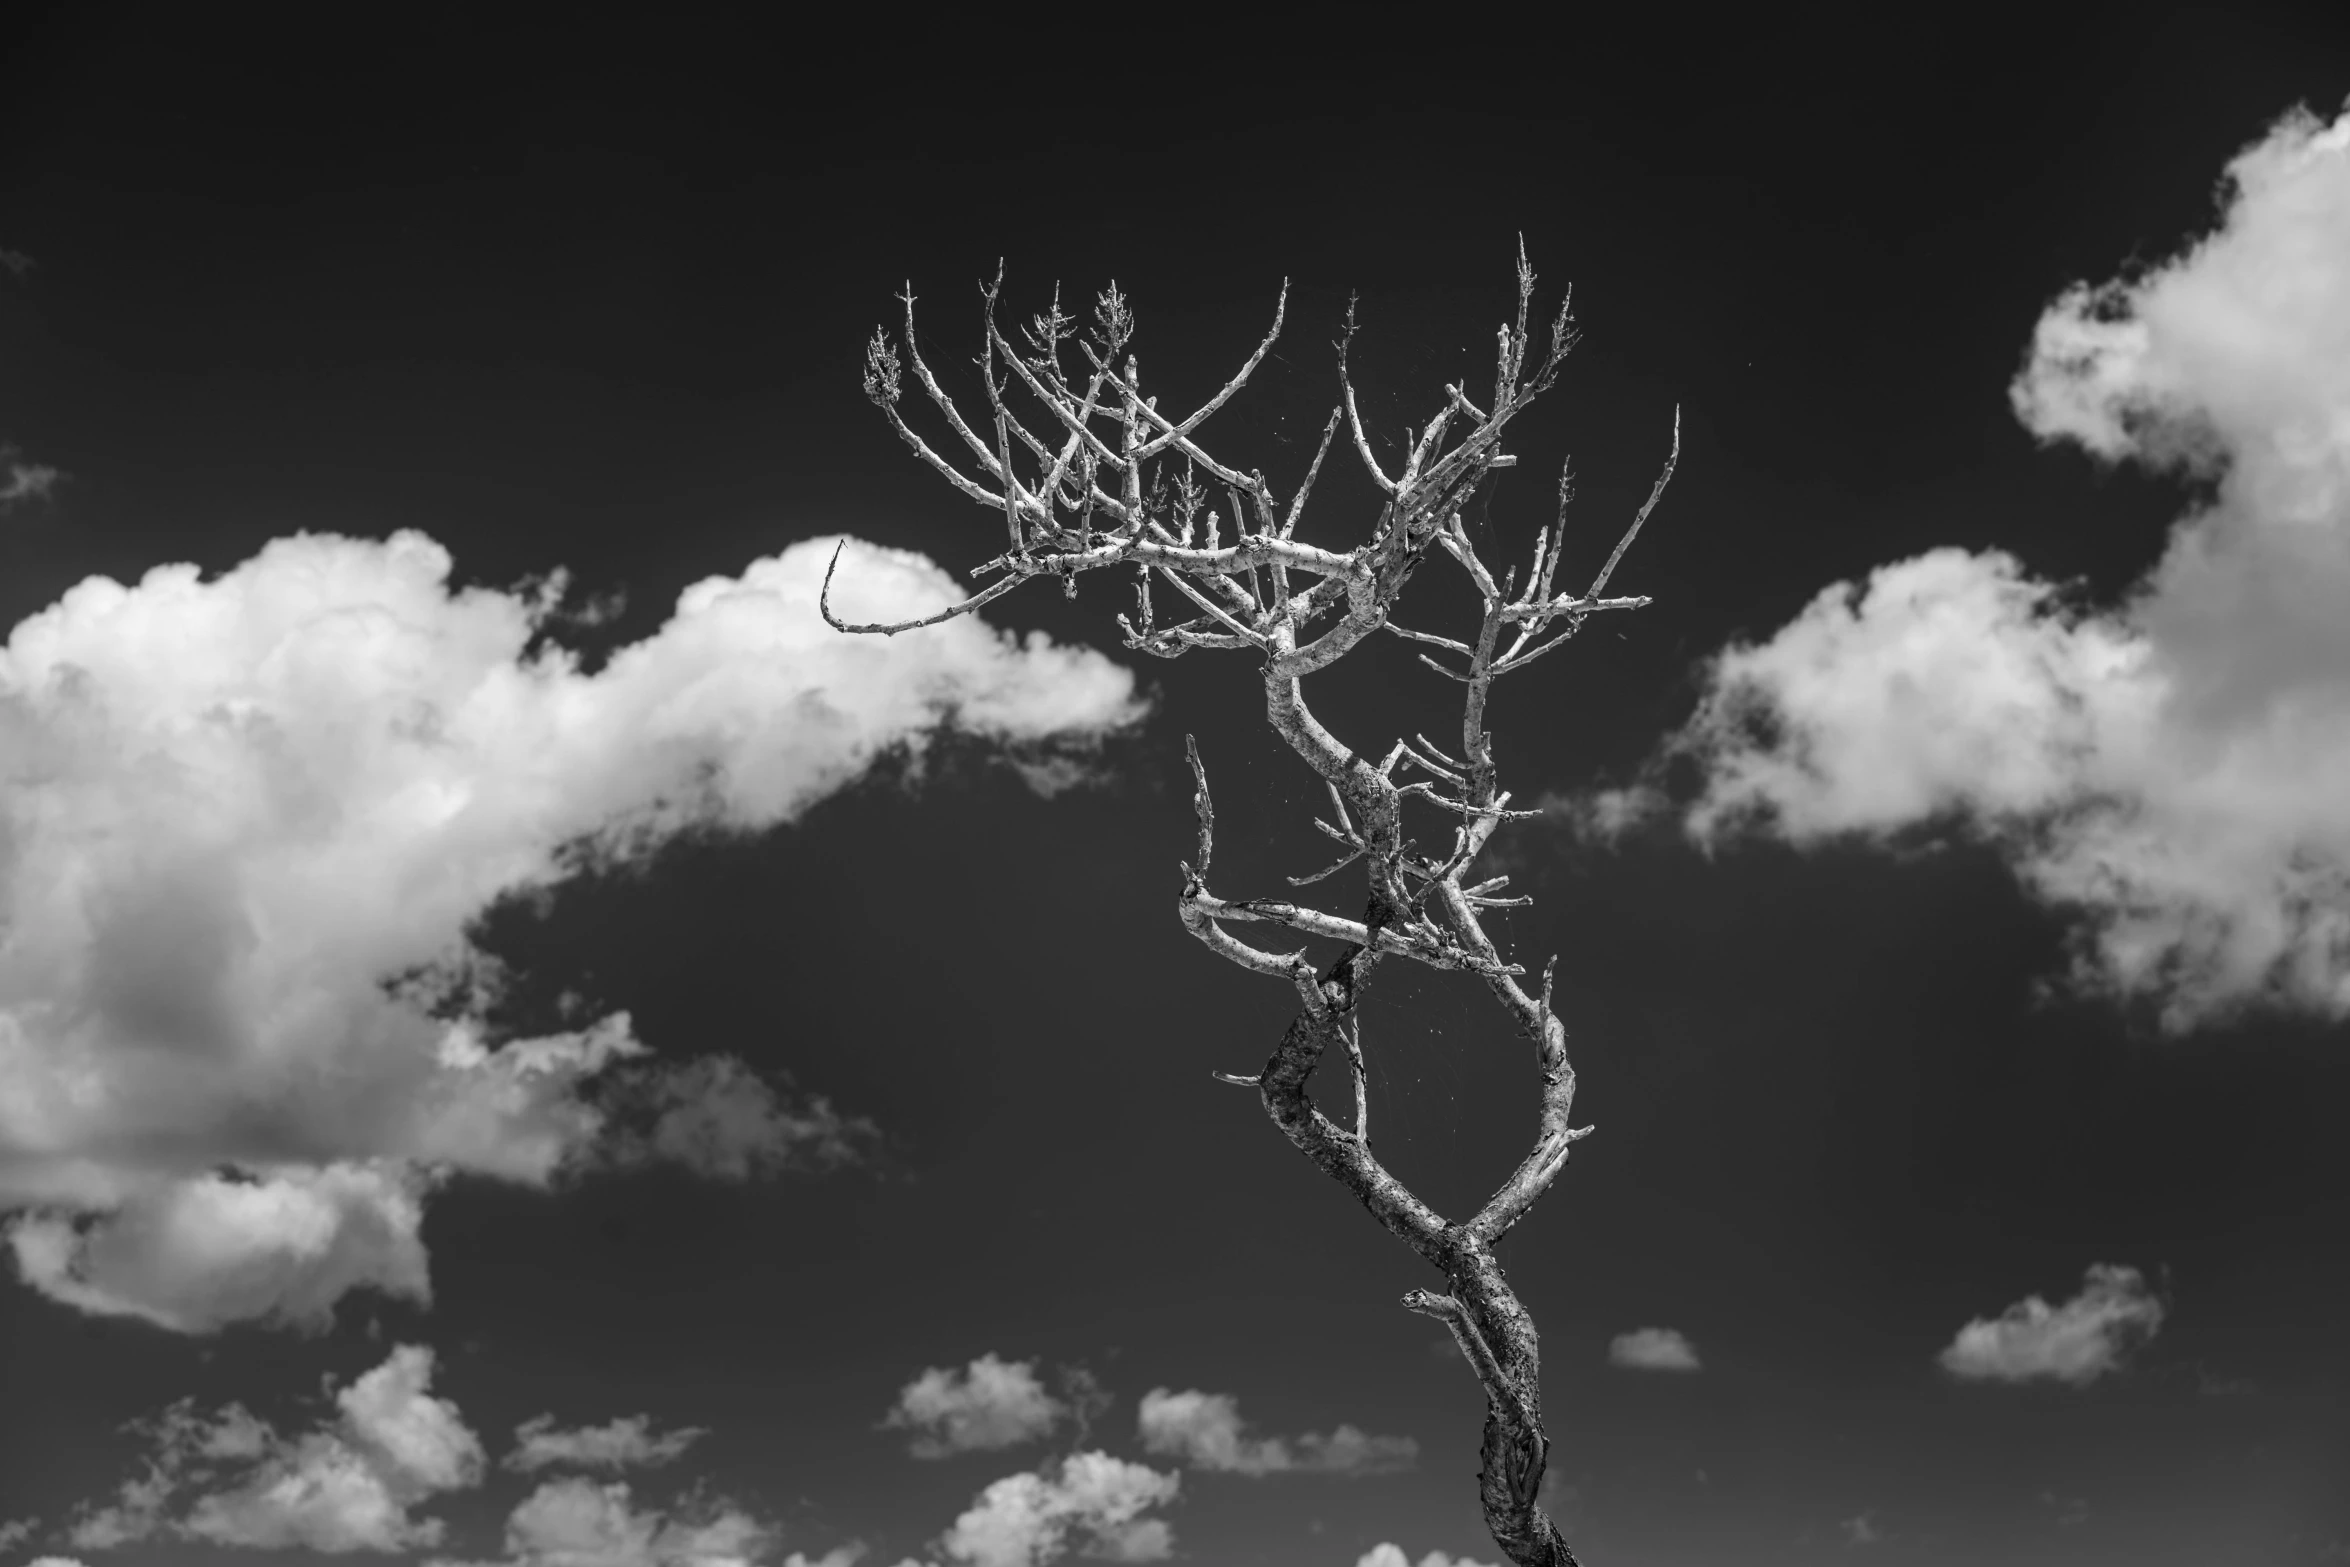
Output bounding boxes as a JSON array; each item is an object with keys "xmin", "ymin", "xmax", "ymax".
[
  {"xmin": 818, "ymin": 541, "xmax": 1027, "ymax": 635},
  {"xmin": 1257, "ymin": 1009, "xmax": 1451, "ymax": 1267},
  {"xmin": 1135, "ymin": 280, "xmax": 1288, "ymax": 457},
  {"xmin": 1337, "ymin": 297, "xmax": 1397, "ymax": 494}
]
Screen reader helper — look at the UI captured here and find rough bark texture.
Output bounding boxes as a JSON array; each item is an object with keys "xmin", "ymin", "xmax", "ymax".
[{"xmin": 835, "ymin": 251, "xmax": 1674, "ymax": 1565}]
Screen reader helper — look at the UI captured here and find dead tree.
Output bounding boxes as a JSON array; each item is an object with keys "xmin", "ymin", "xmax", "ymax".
[{"xmin": 829, "ymin": 250, "xmax": 1675, "ymax": 1567}]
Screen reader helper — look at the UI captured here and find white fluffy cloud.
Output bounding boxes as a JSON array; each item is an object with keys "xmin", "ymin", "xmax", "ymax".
[
  {"xmin": 1938, "ymin": 1263, "xmax": 2165, "ymax": 1385},
  {"xmin": 884, "ymin": 1355, "xmax": 1068, "ymax": 1458},
  {"xmin": 70, "ymin": 1343, "xmax": 484, "ymax": 1553},
  {"xmin": 8, "ymin": 1163, "xmax": 431, "ymax": 1334},
  {"xmin": 507, "ymin": 1414, "xmax": 707, "ymax": 1473},
  {"xmin": 1355, "ymin": 1548, "xmax": 1499, "ymax": 1567},
  {"xmin": 1134, "ymin": 1388, "xmax": 1416, "ymax": 1477},
  {"xmin": 933, "ymin": 1453, "xmax": 1178, "ymax": 1567},
  {"xmin": 430, "ymin": 1477, "xmax": 774, "ymax": 1567},
  {"xmin": 1658, "ymin": 105, "xmax": 2350, "ymax": 1025},
  {"xmin": 1606, "ymin": 1327, "xmax": 1701, "ymax": 1373},
  {"xmin": 0, "ymin": 531, "xmax": 1141, "ymax": 1329}
]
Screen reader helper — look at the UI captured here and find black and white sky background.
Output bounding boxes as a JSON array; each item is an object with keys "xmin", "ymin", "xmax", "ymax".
[{"xmin": 3, "ymin": 9, "xmax": 2348, "ymax": 1567}]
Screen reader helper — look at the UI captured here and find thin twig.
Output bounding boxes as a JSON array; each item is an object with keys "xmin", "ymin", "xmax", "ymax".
[{"xmin": 1586, "ymin": 403, "xmax": 1680, "ymax": 600}]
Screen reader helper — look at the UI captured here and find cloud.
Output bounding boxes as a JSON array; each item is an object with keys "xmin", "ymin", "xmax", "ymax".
[
  {"xmin": 1134, "ymin": 1388, "xmax": 1416, "ymax": 1477},
  {"xmin": 506, "ymin": 1414, "xmax": 706, "ymax": 1473},
  {"xmin": 1606, "ymin": 1327, "xmax": 1701, "ymax": 1372},
  {"xmin": 429, "ymin": 1476, "xmax": 774, "ymax": 1567},
  {"xmin": 0, "ymin": 247, "xmax": 30, "ymax": 277},
  {"xmin": 2040, "ymin": 1490, "xmax": 2092, "ymax": 1527},
  {"xmin": 0, "ymin": 531, "xmax": 1141, "ymax": 1330},
  {"xmin": 782, "ymin": 1551, "xmax": 867, "ymax": 1567},
  {"xmin": 596, "ymin": 1056, "xmax": 879, "ymax": 1181},
  {"xmin": 1938, "ymin": 1263, "xmax": 2165, "ymax": 1385},
  {"xmin": 933, "ymin": 1452, "xmax": 1178, "ymax": 1567},
  {"xmin": 9, "ymin": 1163, "xmax": 431, "ymax": 1334},
  {"xmin": 1652, "ymin": 104, "xmax": 2350, "ymax": 1025},
  {"xmin": 69, "ymin": 1343, "xmax": 484, "ymax": 1552},
  {"xmin": 0, "ymin": 1518, "xmax": 35, "ymax": 1551},
  {"xmin": 0, "ymin": 445, "xmax": 62, "ymax": 512},
  {"xmin": 885, "ymin": 1355, "xmax": 1068, "ymax": 1458},
  {"xmin": 1354, "ymin": 1548, "xmax": 1500, "ymax": 1567},
  {"xmin": 1840, "ymin": 1511, "xmax": 1881, "ymax": 1546}
]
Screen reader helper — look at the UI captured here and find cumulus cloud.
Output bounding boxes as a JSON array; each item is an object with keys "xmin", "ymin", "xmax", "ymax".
[
  {"xmin": 507, "ymin": 1413, "xmax": 706, "ymax": 1473},
  {"xmin": 1938, "ymin": 1263, "xmax": 2165, "ymax": 1385},
  {"xmin": 933, "ymin": 1452, "xmax": 1178, "ymax": 1567},
  {"xmin": 1607, "ymin": 1327, "xmax": 1701, "ymax": 1372},
  {"xmin": 885, "ymin": 1355, "xmax": 1069, "ymax": 1458},
  {"xmin": 1355, "ymin": 1548, "xmax": 1500, "ymax": 1567},
  {"xmin": 1649, "ymin": 104, "xmax": 2350, "ymax": 1025},
  {"xmin": 69, "ymin": 1343, "xmax": 484, "ymax": 1552},
  {"xmin": 1134, "ymin": 1388, "xmax": 1416, "ymax": 1477},
  {"xmin": 0, "ymin": 530, "xmax": 1141, "ymax": 1330},
  {"xmin": 428, "ymin": 1476, "xmax": 773, "ymax": 1567},
  {"xmin": 8, "ymin": 1163, "xmax": 432, "ymax": 1334},
  {"xmin": 0, "ymin": 1517, "xmax": 36, "ymax": 1551}
]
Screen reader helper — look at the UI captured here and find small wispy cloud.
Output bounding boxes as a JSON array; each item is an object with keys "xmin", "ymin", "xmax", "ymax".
[
  {"xmin": 504, "ymin": 1413, "xmax": 705, "ymax": 1473},
  {"xmin": 1607, "ymin": 1326, "xmax": 1701, "ymax": 1372},
  {"xmin": 884, "ymin": 1354, "xmax": 1069, "ymax": 1458},
  {"xmin": 1840, "ymin": 1511, "xmax": 1882, "ymax": 1546},
  {"xmin": 1938, "ymin": 1264, "xmax": 2164, "ymax": 1385},
  {"xmin": 0, "ymin": 246, "xmax": 31, "ymax": 278},
  {"xmin": 0, "ymin": 445, "xmax": 62, "ymax": 512},
  {"xmin": 1136, "ymin": 1388, "xmax": 1416, "ymax": 1477},
  {"xmin": 596, "ymin": 1056, "xmax": 882, "ymax": 1180}
]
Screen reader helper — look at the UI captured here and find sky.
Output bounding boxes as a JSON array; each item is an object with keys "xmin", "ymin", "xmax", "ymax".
[{"xmin": 2, "ymin": 8, "xmax": 2348, "ymax": 1567}]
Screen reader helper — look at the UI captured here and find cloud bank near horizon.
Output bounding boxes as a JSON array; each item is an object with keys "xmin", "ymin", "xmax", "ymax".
[
  {"xmin": 0, "ymin": 530, "xmax": 1143, "ymax": 1332},
  {"xmin": 1602, "ymin": 105, "xmax": 2350, "ymax": 1026}
]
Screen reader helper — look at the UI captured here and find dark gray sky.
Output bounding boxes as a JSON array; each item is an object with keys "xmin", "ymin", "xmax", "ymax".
[{"xmin": 3, "ymin": 9, "xmax": 2347, "ymax": 1567}]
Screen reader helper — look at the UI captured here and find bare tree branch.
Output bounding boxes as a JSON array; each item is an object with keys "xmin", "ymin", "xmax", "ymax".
[
  {"xmin": 818, "ymin": 540, "xmax": 1025, "ymax": 635},
  {"xmin": 837, "ymin": 256, "xmax": 1674, "ymax": 1567}
]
